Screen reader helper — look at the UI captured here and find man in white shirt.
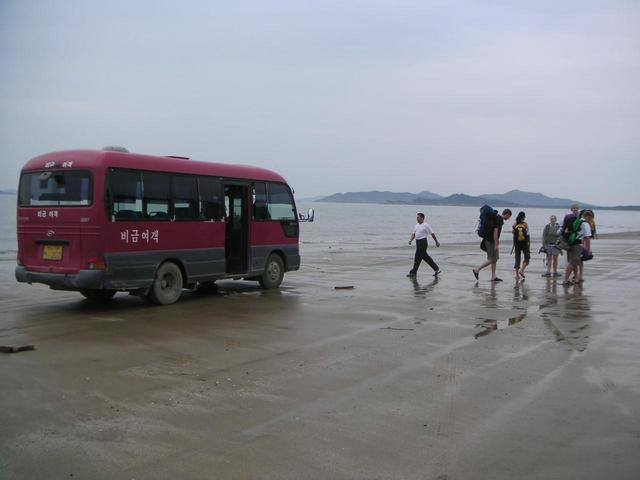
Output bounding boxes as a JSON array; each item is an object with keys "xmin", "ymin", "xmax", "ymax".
[
  {"xmin": 408, "ymin": 212, "xmax": 441, "ymax": 277},
  {"xmin": 575, "ymin": 210, "xmax": 594, "ymax": 284}
]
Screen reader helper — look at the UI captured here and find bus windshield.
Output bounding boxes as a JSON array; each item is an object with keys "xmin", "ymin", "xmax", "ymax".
[{"xmin": 19, "ymin": 170, "xmax": 93, "ymax": 207}]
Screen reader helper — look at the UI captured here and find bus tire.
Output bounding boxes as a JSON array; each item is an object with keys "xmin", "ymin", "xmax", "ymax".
[
  {"xmin": 80, "ymin": 289, "xmax": 116, "ymax": 301},
  {"xmin": 148, "ymin": 261, "xmax": 183, "ymax": 305},
  {"xmin": 259, "ymin": 254, "xmax": 284, "ymax": 289}
]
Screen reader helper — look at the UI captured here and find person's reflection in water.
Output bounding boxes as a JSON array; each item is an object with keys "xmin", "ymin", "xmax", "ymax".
[
  {"xmin": 540, "ymin": 281, "xmax": 592, "ymax": 352},
  {"xmin": 472, "ymin": 280, "xmax": 498, "ymax": 309},
  {"xmin": 410, "ymin": 276, "xmax": 439, "ymax": 298},
  {"xmin": 472, "ymin": 281, "xmax": 500, "ymax": 338},
  {"xmin": 545, "ymin": 276, "xmax": 558, "ymax": 296},
  {"xmin": 513, "ymin": 280, "xmax": 529, "ymax": 303}
]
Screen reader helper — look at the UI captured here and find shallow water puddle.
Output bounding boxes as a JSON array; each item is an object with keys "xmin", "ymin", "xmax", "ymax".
[{"xmin": 474, "ymin": 313, "xmax": 526, "ymax": 339}]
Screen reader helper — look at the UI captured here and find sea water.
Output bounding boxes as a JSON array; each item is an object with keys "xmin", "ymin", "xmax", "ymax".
[
  {"xmin": 296, "ymin": 202, "xmax": 640, "ymax": 252},
  {"xmin": 1, "ymin": 195, "xmax": 639, "ymax": 263}
]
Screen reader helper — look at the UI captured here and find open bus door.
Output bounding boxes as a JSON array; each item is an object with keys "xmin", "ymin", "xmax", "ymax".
[{"xmin": 224, "ymin": 183, "xmax": 249, "ymax": 274}]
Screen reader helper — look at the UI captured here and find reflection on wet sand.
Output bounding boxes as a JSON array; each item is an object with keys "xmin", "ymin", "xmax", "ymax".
[
  {"xmin": 471, "ymin": 274, "xmax": 593, "ymax": 348},
  {"xmin": 513, "ymin": 280, "xmax": 529, "ymax": 303},
  {"xmin": 539, "ymin": 279, "xmax": 592, "ymax": 352},
  {"xmin": 409, "ymin": 276, "xmax": 439, "ymax": 297},
  {"xmin": 472, "ymin": 280, "xmax": 529, "ymax": 338},
  {"xmin": 472, "ymin": 281, "xmax": 498, "ymax": 309},
  {"xmin": 474, "ymin": 313, "xmax": 527, "ymax": 339}
]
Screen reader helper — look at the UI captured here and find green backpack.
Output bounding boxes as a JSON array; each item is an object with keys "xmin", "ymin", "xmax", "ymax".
[{"xmin": 566, "ymin": 218, "xmax": 584, "ymax": 246}]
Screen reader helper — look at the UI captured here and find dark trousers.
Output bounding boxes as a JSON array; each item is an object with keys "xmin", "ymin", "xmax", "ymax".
[
  {"xmin": 411, "ymin": 238, "xmax": 439, "ymax": 273},
  {"xmin": 514, "ymin": 241, "xmax": 530, "ymax": 270}
]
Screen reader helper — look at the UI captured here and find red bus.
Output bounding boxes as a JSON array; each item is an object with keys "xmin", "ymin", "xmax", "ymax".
[{"xmin": 15, "ymin": 147, "xmax": 313, "ymax": 305}]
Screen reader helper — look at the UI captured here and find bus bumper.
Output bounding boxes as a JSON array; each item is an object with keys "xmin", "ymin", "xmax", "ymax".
[
  {"xmin": 15, "ymin": 267, "xmax": 105, "ymax": 290},
  {"xmin": 287, "ymin": 254, "xmax": 301, "ymax": 271}
]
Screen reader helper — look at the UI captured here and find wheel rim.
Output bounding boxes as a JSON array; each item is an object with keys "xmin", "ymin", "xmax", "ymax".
[
  {"xmin": 161, "ymin": 272, "xmax": 176, "ymax": 291},
  {"xmin": 267, "ymin": 261, "xmax": 281, "ymax": 282}
]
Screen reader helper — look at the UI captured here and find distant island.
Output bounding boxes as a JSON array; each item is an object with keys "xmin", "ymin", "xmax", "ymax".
[
  {"xmin": 0, "ymin": 189, "xmax": 17, "ymax": 195},
  {"xmin": 316, "ymin": 189, "xmax": 640, "ymax": 210}
]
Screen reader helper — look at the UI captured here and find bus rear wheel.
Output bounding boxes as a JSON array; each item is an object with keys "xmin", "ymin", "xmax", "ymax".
[
  {"xmin": 80, "ymin": 289, "xmax": 116, "ymax": 301},
  {"xmin": 259, "ymin": 254, "xmax": 284, "ymax": 289},
  {"xmin": 148, "ymin": 262, "xmax": 183, "ymax": 305}
]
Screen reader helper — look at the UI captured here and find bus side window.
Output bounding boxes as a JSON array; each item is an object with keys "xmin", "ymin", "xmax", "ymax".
[
  {"xmin": 142, "ymin": 172, "xmax": 171, "ymax": 220},
  {"xmin": 267, "ymin": 182, "xmax": 296, "ymax": 221},
  {"xmin": 198, "ymin": 176, "xmax": 224, "ymax": 220},
  {"xmin": 173, "ymin": 175, "xmax": 199, "ymax": 220},
  {"xmin": 110, "ymin": 169, "xmax": 143, "ymax": 220},
  {"xmin": 252, "ymin": 182, "xmax": 270, "ymax": 220}
]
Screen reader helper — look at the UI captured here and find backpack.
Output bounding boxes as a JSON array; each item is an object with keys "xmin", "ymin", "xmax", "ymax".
[
  {"xmin": 477, "ymin": 204, "xmax": 497, "ymax": 239},
  {"xmin": 514, "ymin": 222, "xmax": 527, "ymax": 242},
  {"xmin": 565, "ymin": 217, "xmax": 584, "ymax": 246}
]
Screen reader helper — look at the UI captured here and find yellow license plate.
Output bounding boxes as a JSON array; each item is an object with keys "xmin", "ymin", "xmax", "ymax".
[{"xmin": 43, "ymin": 245, "xmax": 63, "ymax": 261}]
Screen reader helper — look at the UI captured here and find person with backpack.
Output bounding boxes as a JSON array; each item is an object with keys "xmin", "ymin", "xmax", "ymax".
[
  {"xmin": 561, "ymin": 205, "xmax": 592, "ymax": 285},
  {"xmin": 541, "ymin": 215, "xmax": 562, "ymax": 277},
  {"xmin": 472, "ymin": 207, "xmax": 512, "ymax": 282},
  {"xmin": 512, "ymin": 211, "xmax": 530, "ymax": 280},
  {"xmin": 580, "ymin": 209, "xmax": 597, "ymax": 239},
  {"xmin": 577, "ymin": 210, "xmax": 595, "ymax": 280},
  {"xmin": 407, "ymin": 212, "xmax": 441, "ymax": 278}
]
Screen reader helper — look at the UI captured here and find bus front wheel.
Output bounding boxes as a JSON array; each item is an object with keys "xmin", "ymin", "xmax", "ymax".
[
  {"xmin": 80, "ymin": 289, "xmax": 116, "ymax": 301},
  {"xmin": 259, "ymin": 254, "xmax": 284, "ymax": 289},
  {"xmin": 149, "ymin": 262, "xmax": 183, "ymax": 305}
]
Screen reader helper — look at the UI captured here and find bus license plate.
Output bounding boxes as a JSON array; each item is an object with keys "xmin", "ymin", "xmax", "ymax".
[{"xmin": 43, "ymin": 245, "xmax": 63, "ymax": 260}]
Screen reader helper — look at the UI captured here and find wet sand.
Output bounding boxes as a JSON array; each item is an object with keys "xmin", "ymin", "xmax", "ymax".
[{"xmin": 1, "ymin": 235, "xmax": 640, "ymax": 479}]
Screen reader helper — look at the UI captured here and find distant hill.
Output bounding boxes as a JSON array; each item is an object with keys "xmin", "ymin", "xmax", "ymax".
[
  {"xmin": 318, "ymin": 190, "xmax": 441, "ymax": 204},
  {"xmin": 415, "ymin": 190, "xmax": 443, "ymax": 201},
  {"xmin": 0, "ymin": 189, "xmax": 17, "ymax": 195},
  {"xmin": 296, "ymin": 195, "xmax": 325, "ymax": 202},
  {"xmin": 481, "ymin": 190, "xmax": 592, "ymax": 208},
  {"xmin": 428, "ymin": 193, "xmax": 519, "ymax": 207},
  {"xmin": 315, "ymin": 189, "xmax": 638, "ymax": 209},
  {"xmin": 318, "ymin": 190, "xmax": 517, "ymax": 207}
]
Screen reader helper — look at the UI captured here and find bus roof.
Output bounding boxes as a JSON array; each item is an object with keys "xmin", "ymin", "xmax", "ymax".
[{"xmin": 21, "ymin": 150, "xmax": 289, "ymax": 184}]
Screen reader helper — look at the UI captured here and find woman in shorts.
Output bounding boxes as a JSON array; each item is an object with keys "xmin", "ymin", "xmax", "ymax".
[{"xmin": 541, "ymin": 215, "xmax": 562, "ymax": 277}]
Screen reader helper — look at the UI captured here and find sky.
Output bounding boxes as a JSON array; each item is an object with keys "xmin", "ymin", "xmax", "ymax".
[{"xmin": 1, "ymin": 0, "xmax": 639, "ymax": 206}]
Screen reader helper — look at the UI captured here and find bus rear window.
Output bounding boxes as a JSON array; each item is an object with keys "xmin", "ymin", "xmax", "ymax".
[{"xmin": 19, "ymin": 171, "xmax": 93, "ymax": 206}]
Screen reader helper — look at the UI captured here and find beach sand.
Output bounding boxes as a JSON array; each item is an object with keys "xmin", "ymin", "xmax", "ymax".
[{"xmin": 1, "ymin": 235, "xmax": 639, "ymax": 479}]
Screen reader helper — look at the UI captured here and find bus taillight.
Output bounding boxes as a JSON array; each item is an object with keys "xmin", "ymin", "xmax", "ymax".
[{"xmin": 87, "ymin": 256, "xmax": 106, "ymax": 270}]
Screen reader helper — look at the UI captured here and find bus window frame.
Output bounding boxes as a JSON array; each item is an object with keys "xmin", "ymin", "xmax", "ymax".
[
  {"xmin": 107, "ymin": 167, "xmax": 227, "ymax": 223},
  {"xmin": 266, "ymin": 181, "xmax": 298, "ymax": 222},
  {"xmin": 108, "ymin": 168, "xmax": 145, "ymax": 221},
  {"xmin": 198, "ymin": 175, "xmax": 225, "ymax": 222},
  {"xmin": 172, "ymin": 173, "xmax": 200, "ymax": 222},
  {"xmin": 18, "ymin": 169, "xmax": 94, "ymax": 208},
  {"xmin": 141, "ymin": 171, "xmax": 172, "ymax": 221},
  {"xmin": 252, "ymin": 181, "xmax": 270, "ymax": 222}
]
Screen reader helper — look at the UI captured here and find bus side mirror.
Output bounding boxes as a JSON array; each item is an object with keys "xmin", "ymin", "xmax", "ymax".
[{"xmin": 299, "ymin": 208, "xmax": 314, "ymax": 222}]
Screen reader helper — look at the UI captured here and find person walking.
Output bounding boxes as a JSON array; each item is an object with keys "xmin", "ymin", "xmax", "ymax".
[
  {"xmin": 577, "ymin": 210, "xmax": 595, "ymax": 282},
  {"xmin": 472, "ymin": 209, "xmax": 512, "ymax": 282},
  {"xmin": 512, "ymin": 211, "xmax": 530, "ymax": 280},
  {"xmin": 408, "ymin": 212, "xmax": 441, "ymax": 277},
  {"xmin": 541, "ymin": 215, "xmax": 562, "ymax": 277},
  {"xmin": 561, "ymin": 205, "xmax": 592, "ymax": 285}
]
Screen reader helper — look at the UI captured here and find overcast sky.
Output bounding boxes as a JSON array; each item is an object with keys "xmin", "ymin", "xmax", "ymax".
[{"xmin": 1, "ymin": 0, "xmax": 639, "ymax": 205}]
